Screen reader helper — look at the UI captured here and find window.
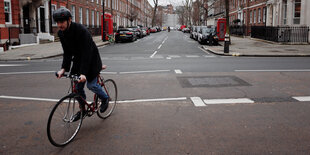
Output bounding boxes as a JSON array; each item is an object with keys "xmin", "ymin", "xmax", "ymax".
[
  {"xmin": 283, "ymin": 0, "xmax": 287, "ymax": 25},
  {"xmin": 253, "ymin": 9, "xmax": 256, "ymax": 24},
  {"xmin": 72, "ymin": 5, "xmax": 76, "ymax": 22},
  {"xmin": 92, "ymin": 11, "xmax": 95, "ymax": 28},
  {"xmin": 97, "ymin": 12, "xmax": 100, "ymax": 28},
  {"xmin": 293, "ymin": 0, "xmax": 301, "ymax": 24},
  {"xmin": 86, "ymin": 9, "xmax": 89, "ymax": 27},
  {"xmin": 258, "ymin": 8, "xmax": 261, "ymax": 23},
  {"xmin": 51, "ymin": 5, "xmax": 57, "ymax": 25},
  {"xmin": 250, "ymin": 10, "xmax": 252, "ymax": 24},
  {"xmin": 263, "ymin": 7, "xmax": 266, "ymax": 23},
  {"xmin": 4, "ymin": 0, "xmax": 12, "ymax": 24},
  {"xmin": 79, "ymin": 8, "xmax": 83, "ymax": 24}
]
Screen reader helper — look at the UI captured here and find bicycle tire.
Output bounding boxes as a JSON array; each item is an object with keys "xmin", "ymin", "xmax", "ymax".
[
  {"xmin": 97, "ymin": 79, "xmax": 117, "ymax": 119},
  {"xmin": 47, "ymin": 94, "xmax": 83, "ymax": 147}
]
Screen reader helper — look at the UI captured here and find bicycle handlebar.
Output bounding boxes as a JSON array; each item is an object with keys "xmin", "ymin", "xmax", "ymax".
[{"xmin": 55, "ymin": 72, "xmax": 80, "ymax": 81}]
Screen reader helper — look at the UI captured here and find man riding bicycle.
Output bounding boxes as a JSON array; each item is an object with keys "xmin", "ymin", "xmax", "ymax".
[{"xmin": 53, "ymin": 8, "xmax": 109, "ymax": 121}]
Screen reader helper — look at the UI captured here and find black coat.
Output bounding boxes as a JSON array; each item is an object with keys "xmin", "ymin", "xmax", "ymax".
[{"xmin": 58, "ymin": 22, "xmax": 102, "ymax": 82}]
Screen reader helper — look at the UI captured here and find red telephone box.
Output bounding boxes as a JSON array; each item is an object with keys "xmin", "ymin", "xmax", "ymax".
[
  {"xmin": 217, "ymin": 18, "xmax": 226, "ymax": 41},
  {"xmin": 101, "ymin": 13, "xmax": 113, "ymax": 41}
]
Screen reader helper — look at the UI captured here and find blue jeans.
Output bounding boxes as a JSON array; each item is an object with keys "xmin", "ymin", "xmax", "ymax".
[{"xmin": 76, "ymin": 77, "xmax": 109, "ymax": 100}]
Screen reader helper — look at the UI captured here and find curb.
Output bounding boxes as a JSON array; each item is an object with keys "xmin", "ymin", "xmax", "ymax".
[{"xmin": 202, "ymin": 46, "xmax": 310, "ymax": 57}]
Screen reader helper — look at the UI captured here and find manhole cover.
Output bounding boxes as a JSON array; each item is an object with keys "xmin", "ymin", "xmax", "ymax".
[{"xmin": 177, "ymin": 76, "xmax": 251, "ymax": 88}]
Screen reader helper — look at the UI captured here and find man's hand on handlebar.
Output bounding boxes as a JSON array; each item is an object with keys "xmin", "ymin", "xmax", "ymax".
[
  {"xmin": 56, "ymin": 69, "xmax": 65, "ymax": 79},
  {"xmin": 78, "ymin": 74, "xmax": 86, "ymax": 83}
]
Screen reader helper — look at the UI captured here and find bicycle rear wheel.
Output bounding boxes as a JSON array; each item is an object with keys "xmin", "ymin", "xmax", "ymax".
[
  {"xmin": 47, "ymin": 94, "xmax": 83, "ymax": 147},
  {"xmin": 97, "ymin": 79, "xmax": 117, "ymax": 119}
]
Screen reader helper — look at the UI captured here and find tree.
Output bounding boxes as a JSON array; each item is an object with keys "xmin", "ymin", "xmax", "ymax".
[{"xmin": 151, "ymin": 0, "xmax": 159, "ymax": 27}]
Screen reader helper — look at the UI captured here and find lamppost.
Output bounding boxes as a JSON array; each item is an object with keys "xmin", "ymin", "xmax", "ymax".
[{"xmin": 102, "ymin": 0, "xmax": 106, "ymax": 41}]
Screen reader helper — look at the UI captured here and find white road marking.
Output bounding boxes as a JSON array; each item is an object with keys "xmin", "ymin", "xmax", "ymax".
[
  {"xmin": 150, "ymin": 51, "xmax": 158, "ymax": 58},
  {"xmin": 293, "ymin": 96, "xmax": 310, "ymax": 102},
  {"xmin": 204, "ymin": 98, "xmax": 254, "ymax": 104},
  {"xmin": 166, "ymin": 57, "xmax": 172, "ymax": 59},
  {"xmin": 190, "ymin": 97, "xmax": 206, "ymax": 107},
  {"xmin": 235, "ymin": 69, "xmax": 310, "ymax": 72},
  {"xmin": 174, "ymin": 69, "xmax": 183, "ymax": 74},
  {"xmin": 118, "ymin": 97, "xmax": 187, "ymax": 103},
  {"xmin": 119, "ymin": 70, "xmax": 170, "ymax": 74},
  {"xmin": 0, "ymin": 95, "xmax": 187, "ymax": 104},
  {"xmin": 186, "ymin": 55, "xmax": 200, "ymax": 58},
  {"xmin": 0, "ymin": 71, "xmax": 54, "ymax": 75},
  {"xmin": 0, "ymin": 64, "xmax": 27, "ymax": 67},
  {"xmin": 0, "ymin": 95, "xmax": 59, "ymax": 102},
  {"xmin": 158, "ymin": 44, "xmax": 162, "ymax": 49}
]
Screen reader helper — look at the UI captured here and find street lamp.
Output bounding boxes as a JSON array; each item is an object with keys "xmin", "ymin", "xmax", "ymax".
[{"xmin": 102, "ymin": 0, "xmax": 106, "ymax": 41}]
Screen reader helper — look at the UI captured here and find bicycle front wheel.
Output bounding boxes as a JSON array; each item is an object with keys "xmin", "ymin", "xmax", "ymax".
[
  {"xmin": 97, "ymin": 79, "xmax": 117, "ymax": 119},
  {"xmin": 47, "ymin": 94, "xmax": 83, "ymax": 147}
]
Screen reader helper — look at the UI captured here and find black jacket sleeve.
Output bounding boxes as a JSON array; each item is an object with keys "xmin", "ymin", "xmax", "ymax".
[{"xmin": 59, "ymin": 31, "xmax": 72, "ymax": 72}]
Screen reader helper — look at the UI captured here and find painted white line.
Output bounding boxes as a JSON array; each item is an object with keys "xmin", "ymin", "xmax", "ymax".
[
  {"xmin": 118, "ymin": 97, "xmax": 187, "ymax": 103},
  {"xmin": 0, "ymin": 95, "xmax": 59, "ymax": 102},
  {"xmin": 0, "ymin": 64, "xmax": 27, "ymax": 67},
  {"xmin": 158, "ymin": 44, "xmax": 162, "ymax": 49},
  {"xmin": 0, "ymin": 95, "xmax": 187, "ymax": 104},
  {"xmin": 235, "ymin": 69, "xmax": 310, "ymax": 72},
  {"xmin": 119, "ymin": 70, "xmax": 170, "ymax": 74},
  {"xmin": 293, "ymin": 96, "xmax": 310, "ymax": 102},
  {"xmin": 0, "ymin": 71, "xmax": 54, "ymax": 75},
  {"xmin": 190, "ymin": 97, "xmax": 206, "ymax": 107},
  {"xmin": 204, "ymin": 98, "xmax": 254, "ymax": 104},
  {"xmin": 174, "ymin": 69, "xmax": 183, "ymax": 74},
  {"xmin": 166, "ymin": 57, "xmax": 172, "ymax": 59},
  {"xmin": 150, "ymin": 51, "xmax": 158, "ymax": 58},
  {"xmin": 186, "ymin": 55, "xmax": 200, "ymax": 58},
  {"xmin": 100, "ymin": 71, "xmax": 118, "ymax": 74}
]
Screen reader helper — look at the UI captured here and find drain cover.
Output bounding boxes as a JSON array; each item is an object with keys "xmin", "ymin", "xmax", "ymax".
[{"xmin": 177, "ymin": 76, "xmax": 251, "ymax": 88}]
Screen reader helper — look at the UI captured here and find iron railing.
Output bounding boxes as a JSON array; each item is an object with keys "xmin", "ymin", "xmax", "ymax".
[{"xmin": 251, "ymin": 26, "xmax": 309, "ymax": 43}]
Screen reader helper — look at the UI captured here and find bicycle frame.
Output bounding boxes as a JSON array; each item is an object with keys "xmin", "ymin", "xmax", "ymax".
[{"xmin": 68, "ymin": 74, "xmax": 107, "ymax": 114}]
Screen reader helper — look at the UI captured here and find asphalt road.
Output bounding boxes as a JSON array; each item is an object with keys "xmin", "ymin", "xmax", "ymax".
[{"xmin": 1, "ymin": 30, "xmax": 310, "ymax": 154}]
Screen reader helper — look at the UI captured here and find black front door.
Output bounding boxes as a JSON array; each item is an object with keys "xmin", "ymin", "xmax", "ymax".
[
  {"xmin": 23, "ymin": 5, "xmax": 30, "ymax": 33},
  {"xmin": 40, "ymin": 7, "xmax": 45, "ymax": 32}
]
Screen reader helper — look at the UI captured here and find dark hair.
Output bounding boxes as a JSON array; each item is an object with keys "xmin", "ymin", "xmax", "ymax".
[{"xmin": 53, "ymin": 7, "xmax": 72, "ymax": 22}]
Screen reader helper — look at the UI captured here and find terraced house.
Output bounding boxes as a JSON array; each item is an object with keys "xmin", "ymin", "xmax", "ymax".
[{"xmin": 0, "ymin": 0, "xmax": 152, "ymax": 51}]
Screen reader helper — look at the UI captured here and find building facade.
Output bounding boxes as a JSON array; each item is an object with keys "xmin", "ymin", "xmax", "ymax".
[
  {"xmin": 0, "ymin": 0, "xmax": 153, "ymax": 48},
  {"xmin": 0, "ymin": 0, "xmax": 20, "ymax": 46}
]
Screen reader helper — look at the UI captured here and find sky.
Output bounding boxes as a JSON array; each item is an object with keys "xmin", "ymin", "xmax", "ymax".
[{"xmin": 148, "ymin": 0, "xmax": 184, "ymax": 7}]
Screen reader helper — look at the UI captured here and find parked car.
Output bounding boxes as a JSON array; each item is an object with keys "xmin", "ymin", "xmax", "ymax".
[
  {"xmin": 150, "ymin": 27, "xmax": 157, "ymax": 33},
  {"xmin": 182, "ymin": 28, "xmax": 190, "ymax": 33},
  {"xmin": 190, "ymin": 26, "xmax": 196, "ymax": 39},
  {"xmin": 193, "ymin": 26, "xmax": 202, "ymax": 40},
  {"xmin": 115, "ymin": 28, "xmax": 137, "ymax": 42},
  {"xmin": 197, "ymin": 25, "xmax": 219, "ymax": 45},
  {"xmin": 128, "ymin": 26, "xmax": 143, "ymax": 38}
]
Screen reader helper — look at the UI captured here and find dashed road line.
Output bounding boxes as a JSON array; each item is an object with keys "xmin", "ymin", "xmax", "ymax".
[
  {"xmin": 235, "ymin": 69, "xmax": 310, "ymax": 72},
  {"xmin": 293, "ymin": 96, "xmax": 310, "ymax": 102},
  {"xmin": 190, "ymin": 97, "xmax": 206, "ymax": 107},
  {"xmin": 0, "ymin": 71, "xmax": 54, "ymax": 75},
  {"xmin": 174, "ymin": 69, "xmax": 183, "ymax": 74},
  {"xmin": 0, "ymin": 64, "xmax": 27, "ymax": 67},
  {"xmin": 204, "ymin": 98, "xmax": 255, "ymax": 104},
  {"xmin": 119, "ymin": 70, "xmax": 170, "ymax": 74}
]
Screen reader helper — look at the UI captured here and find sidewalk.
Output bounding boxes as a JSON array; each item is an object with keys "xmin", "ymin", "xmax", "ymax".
[
  {"xmin": 0, "ymin": 36, "xmax": 109, "ymax": 61},
  {"xmin": 203, "ymin": 36, "xmax": 310, "ymax": 57}
]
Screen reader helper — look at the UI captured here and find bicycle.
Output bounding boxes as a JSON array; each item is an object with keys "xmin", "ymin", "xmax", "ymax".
[{"xmin": 47, "ymin": 66, "xmax": 117, "ymax": 147}]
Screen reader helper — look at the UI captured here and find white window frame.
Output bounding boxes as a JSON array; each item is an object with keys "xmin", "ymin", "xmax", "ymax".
[
  {"xmin": 258, "ymin": 8, "xmax": 261, "ymax": 23},
  {"xmin": 92, "ymin": 10, "xmax": 95, "ymax": 28},
  {"xmin": 97, "ymin": 11, "xmax": 100, "ymax": 28},
  {"xmin": 293, "ymin": 0, "xmax": 301, "ymax": 25},
  {"xmin": 72, "ymin": 5, "xmax": 76, "ymax": 22},
  {"xmin": 86, "ymin": 9, "xmax": 89, "ymax": 27},
  {"xmin": 51, "ymin": 4, "xmax": 57, "ymax": 26},
  {"xmin": 79, "ymin": 7, "xmax": 83, "ymax": 24},
  {"xmin": 4, "ymin": 0, "xmax": 12, "ymax": 24}
]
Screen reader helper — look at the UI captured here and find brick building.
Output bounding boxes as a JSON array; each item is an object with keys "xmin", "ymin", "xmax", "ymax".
[
  {"xmin": 0, "ymin": 0, "xmax": 20, "ymax": 48},
  {"xmin": 0, "ymin": 0, "xmax": 153, "ymax": 49}
]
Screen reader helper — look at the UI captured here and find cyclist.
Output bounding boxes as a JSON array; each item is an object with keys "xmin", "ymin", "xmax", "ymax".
[{"xmin": 53, "ymin": 7, "xmax": 109, "ymax": 121}]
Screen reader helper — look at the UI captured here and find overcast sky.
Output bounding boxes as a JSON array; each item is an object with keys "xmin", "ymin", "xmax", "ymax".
[{"xmin": 148, "ymin": 0, "xmax": 184, "ymax": 7}]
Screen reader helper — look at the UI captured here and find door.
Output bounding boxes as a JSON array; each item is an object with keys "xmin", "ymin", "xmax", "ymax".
[
  {"xmin": 40, "ymin": 7, "xmax": 45, "ymax": 32},
  {"xmin": 23, "ymin": 5, "xmax": 30, "ymax": 33}
]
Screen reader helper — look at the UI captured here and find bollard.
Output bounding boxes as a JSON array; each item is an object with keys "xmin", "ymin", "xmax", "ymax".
[{"xmin": 224, "ymin": 33, "xmax": 230, "ymax": 53}]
